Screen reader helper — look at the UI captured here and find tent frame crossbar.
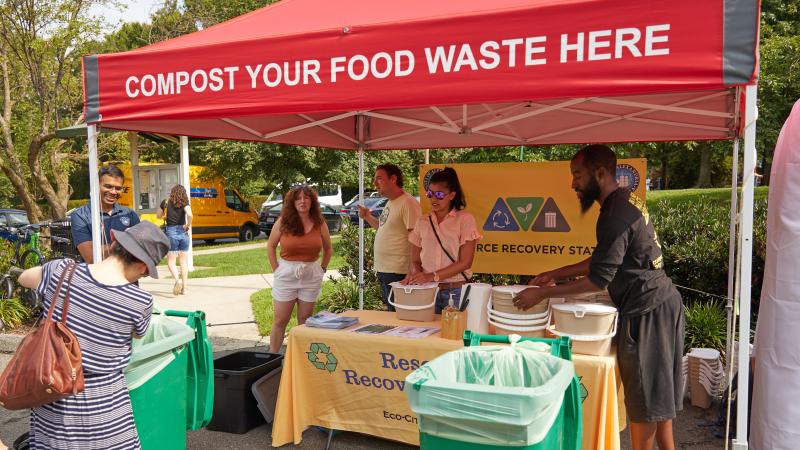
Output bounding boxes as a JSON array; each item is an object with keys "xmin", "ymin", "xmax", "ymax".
[{"xmin": 213, "ymin": 91, "xmax": 734, "ymax": 147}]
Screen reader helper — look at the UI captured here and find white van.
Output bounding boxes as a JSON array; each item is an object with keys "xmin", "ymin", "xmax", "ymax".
[{"xmin": 261, "ymin": 182, "xmax": 343, "ymax": 211}]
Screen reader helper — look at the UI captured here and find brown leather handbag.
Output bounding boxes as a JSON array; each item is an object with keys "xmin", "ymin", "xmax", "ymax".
[{"xmin": 0, "ymin": 262, "xmax": 84, "ymax": 410}]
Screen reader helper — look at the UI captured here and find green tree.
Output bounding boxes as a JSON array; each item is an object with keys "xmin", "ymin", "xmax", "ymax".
[{"xmin": 0, "ymin": 0, "xmax": 105, "ymax": 221}]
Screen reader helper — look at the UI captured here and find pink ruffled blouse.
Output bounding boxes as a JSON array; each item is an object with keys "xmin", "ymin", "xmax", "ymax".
[{"xmin": 408, "ymin": 209, "xmax": 482, "ymax": 283}]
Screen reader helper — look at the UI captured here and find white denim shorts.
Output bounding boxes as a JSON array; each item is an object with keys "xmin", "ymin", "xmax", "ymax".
[{"xmin": 271, "ymin": 259, "xmax": 325, "ymax": 302}]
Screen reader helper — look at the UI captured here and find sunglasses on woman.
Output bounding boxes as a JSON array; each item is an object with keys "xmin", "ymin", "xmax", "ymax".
[{"xmin": 426, "ymin": 190, "xmax": 448, "ymax": 200}]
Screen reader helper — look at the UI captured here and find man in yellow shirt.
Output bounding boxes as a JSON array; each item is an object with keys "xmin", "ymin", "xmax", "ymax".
[{"xmin": 358, "ymin": 163, "xmax": 422, "ymax": 310}]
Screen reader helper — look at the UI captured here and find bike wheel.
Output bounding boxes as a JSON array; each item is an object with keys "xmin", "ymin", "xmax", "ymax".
[
  {"xmin": 20, "ymin": 248, "xmax": 43, "ymax": 269},
  {"xmin": 0, "ymin": 275, "xmax": 13, "ymax": 299}
]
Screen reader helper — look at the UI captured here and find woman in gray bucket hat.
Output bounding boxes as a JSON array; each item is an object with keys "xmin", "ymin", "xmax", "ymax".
[{"xmin": 16, "ymin": 221, "xmax": 169, "ymax": 449}]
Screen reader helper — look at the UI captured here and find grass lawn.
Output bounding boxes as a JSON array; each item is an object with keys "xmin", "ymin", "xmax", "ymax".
[
  {"xmin": 250, "ymin": 282, "xmax": 333, "ymax": 336},
  {"xmin": 646, "ymin": 186, "xmax": 768, "ymax": 207},
  {"xmin": 183, "ymin": 235, "xmax": 343, "ymax": 278}
]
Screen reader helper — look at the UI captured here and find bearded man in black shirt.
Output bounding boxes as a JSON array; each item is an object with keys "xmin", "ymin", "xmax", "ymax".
[{"xmin": 513, "ymin": 144, "xmax": 684, "ymax": 450}]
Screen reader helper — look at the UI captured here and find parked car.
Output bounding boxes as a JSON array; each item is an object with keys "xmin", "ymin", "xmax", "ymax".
[
  {"xmin": 343, "ymin": 196, "xmax": 388, "ymax": 224},
  {"xmin": 261, "ymin": 182, "xmax": 344, "ymax": 211},
  {"xmin": 259, "ymin": 203, "xmax": 346, "ymax": 234},
  {"xmin": 0, "ymin": 209, "xmax": 30, "ymax": 242}
]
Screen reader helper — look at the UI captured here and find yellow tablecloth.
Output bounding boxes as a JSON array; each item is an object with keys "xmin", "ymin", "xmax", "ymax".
[{"xmin": 271, "ymin": 310, "xmax": 625, "ymax": 448}]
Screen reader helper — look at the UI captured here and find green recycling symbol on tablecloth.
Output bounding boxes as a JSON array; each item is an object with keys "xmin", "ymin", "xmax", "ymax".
[
  {"xmin": 578, "ymin": 376, "xmax": 589, "ymax": 403},
  {"xmin": 307, "ymin": 342, "xmax": 338, "ymax": 373}
]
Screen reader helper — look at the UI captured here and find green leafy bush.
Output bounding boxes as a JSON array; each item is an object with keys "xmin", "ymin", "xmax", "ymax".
[
  {"xmin": 684, "ymin": 301, "xmax": 727, "ymax": 355},
  {"xmin": 317, "ymin": 278, "xmax": 383, "ymax": 313},
  {"xmin": 0, "ymin": 239, "xmax": 14, "ymax": 274},
  {"xmin": 0, "ymin": 298, "xmax": 31, "ymax": 331},
  {"xmin": 651, "ymin": 196, "xmax": 767, "ymax": 309},
  {"xmin": 329, "ymin": 222, "xmax": 383, "ymax": 310}
]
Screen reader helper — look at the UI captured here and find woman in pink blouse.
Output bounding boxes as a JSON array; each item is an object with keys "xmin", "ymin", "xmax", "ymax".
[{"xmin": 405, "ymin": 167, "xmax": 482, "ymax": 313}]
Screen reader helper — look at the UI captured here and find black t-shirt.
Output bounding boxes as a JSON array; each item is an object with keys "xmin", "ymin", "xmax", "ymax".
[
  {"xmin": 160, "ymin": 199, "xmax": 186, "ymax": 227},
  {"xmin": 588, "ymin": 188, "xmax": 681, "ymax": 317}
]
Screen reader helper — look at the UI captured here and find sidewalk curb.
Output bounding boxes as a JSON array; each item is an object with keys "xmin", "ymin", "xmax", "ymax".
[{"xmin": 0, "ymin": 333, "xmax": 23, "ymax": 353}]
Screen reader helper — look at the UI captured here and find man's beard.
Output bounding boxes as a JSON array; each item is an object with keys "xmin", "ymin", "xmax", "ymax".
[{"xmin": 577, "ymin": 178, "xmax": 601, "ymax": 213}]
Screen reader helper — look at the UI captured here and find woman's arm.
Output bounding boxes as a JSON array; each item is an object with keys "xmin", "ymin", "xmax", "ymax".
[
  {"xmin": 18, "ymin": 266, "xmax": 43, "ymax": 289},
  {"xmin": 156, "ymin": 200, "xmax": 166, "ymax": 219},
  {"xmin": 266, "ymin": 218, "xmax": 282, "ymax": 271},
  {"xmin": 183, "ymin": 205, "xmax": 193, "ymax": 232},
  {"xmin": 320, "ymin": 222, "xmax": 332, "ymax": 271},
  {"xmin": 401, "ymin": 244, "xmax": 424, "ymax": 284}
]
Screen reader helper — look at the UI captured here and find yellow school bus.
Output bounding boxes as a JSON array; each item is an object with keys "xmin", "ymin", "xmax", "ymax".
[{"xmin": 117, "ymin": 164, "xmax": 260, "ymax": 243}]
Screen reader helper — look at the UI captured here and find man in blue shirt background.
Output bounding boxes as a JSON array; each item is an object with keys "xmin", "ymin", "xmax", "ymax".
[{"xmin": 71, "ymin": 164, "xmax": 140, "ymax": 263}]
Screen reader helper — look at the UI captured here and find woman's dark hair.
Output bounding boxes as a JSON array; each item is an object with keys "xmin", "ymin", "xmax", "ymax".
[
  {"xmin": 280, "ymin": 185, "xmax": 324, "ymax": 235},
  {"xmin": 169, "ymin": 184, "xmax": 189, "ymax": 209},
  {"xmin": 108, "ymin": 241, "xmax": 144, "ymax": 266},
  {"xmin": 429, "ymin": 167, "xmax": 466, "ymax": 210}
]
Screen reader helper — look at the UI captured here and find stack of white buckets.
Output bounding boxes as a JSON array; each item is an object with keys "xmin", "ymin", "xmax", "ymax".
[
  {"xmin": 487, "ymin": 286, "xmax": 619, "ymax": 356},
  {"xmin": 686, "ymin": 348, "xmax": 724, "ymax": 408}
]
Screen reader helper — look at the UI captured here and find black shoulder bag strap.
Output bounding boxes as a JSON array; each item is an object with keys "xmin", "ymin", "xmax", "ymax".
[{"xmin": 428, "ymin": 215, "xmax": 470, "ymax": 282}]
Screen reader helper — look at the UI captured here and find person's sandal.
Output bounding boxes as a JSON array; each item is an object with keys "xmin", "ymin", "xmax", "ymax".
[{"xmin": 173, "ymin": 279, "xmax": 182, "ymax": 295}]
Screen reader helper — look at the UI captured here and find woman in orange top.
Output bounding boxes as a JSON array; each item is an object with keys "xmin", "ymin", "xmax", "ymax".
[{"xmin": 267, "ymin": 185, "xmax": 333, "ymax": 353}]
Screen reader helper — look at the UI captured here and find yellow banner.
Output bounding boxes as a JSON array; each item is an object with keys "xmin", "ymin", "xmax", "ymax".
[{"xmin": 419, "ymin": 159, "xmax": 646, "ymax": 275}]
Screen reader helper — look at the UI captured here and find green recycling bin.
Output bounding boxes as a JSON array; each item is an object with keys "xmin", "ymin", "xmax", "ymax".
[
  {"xmin": 405, "ymin": 331, "xmax": 581, "ymax": 450},
  {"xmin": 125, "ymin": 309, "xmax": 214, "ymax": 450}
]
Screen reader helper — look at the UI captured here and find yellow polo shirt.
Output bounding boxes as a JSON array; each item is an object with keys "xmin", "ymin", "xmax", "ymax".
[{"xmin": 373, "ymin": 193, "xmax": 421, "ymax": 274}]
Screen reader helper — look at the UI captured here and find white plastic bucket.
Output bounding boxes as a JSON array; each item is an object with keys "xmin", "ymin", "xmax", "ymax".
[
  {"xmin": 488, "ymin": 314, "xmax": 548, "ymax": 338},
  {"xmin": 551, "ymin": 303, "xmax": 618, "ymax": 336},
  {"xmin": 388, "ymin": 282, "xmax": 438, "ymax": 322},
  {"xmin": 490, "ymin": 285, "xmax": 549, "ymax": 315},
  {"xmin": 546, "ymin": 324, "xmax": 617, "ymax": 356}
]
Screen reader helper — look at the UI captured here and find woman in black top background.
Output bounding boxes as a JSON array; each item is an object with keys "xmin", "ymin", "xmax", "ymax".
[{"xmin": 157, "ymin": 184, "xmax": 193, "ymax": 295}]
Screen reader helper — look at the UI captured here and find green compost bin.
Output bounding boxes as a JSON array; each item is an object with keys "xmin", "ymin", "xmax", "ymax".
[
  {"xmin": 405, "ymin": 331, "xmax": 582, "ymax": 450},
  {"xmin": 125, "ymin": 310, "xmax": 214, "ymax": 450}
]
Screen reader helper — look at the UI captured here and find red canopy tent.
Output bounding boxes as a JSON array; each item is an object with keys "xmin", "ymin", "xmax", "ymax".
[{"xmin": 82, "ymin": 0, "xmax": 761, "ymax": 447}]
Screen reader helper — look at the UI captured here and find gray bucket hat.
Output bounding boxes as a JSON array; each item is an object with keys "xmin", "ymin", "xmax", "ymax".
[{"xmin": 111, "ymin": 221, "xmax": 170, "ymax": 278}]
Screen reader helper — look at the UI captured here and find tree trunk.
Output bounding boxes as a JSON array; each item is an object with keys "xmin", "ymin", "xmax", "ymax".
[
  {"xmin": 696, "ymin": 146, "xmax": 712, "ymax": 187},
  {"xmin": 661, "ymin": 159, "xmax": 668, "ymax": 189}
]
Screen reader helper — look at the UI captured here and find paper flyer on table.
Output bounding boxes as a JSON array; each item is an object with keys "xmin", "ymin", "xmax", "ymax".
[
  {"xmin": 352, "ymin": 324, "xmax": 398, "ymax": 335},
  {"xmin": 384, "ymin": 326, "xmax": 440, "ymax": 339}
]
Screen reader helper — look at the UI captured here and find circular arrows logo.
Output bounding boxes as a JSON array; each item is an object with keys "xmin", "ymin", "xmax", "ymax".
[{"xmin": 307, "ymin": 342, "xmax": 338, "ymax": 373}]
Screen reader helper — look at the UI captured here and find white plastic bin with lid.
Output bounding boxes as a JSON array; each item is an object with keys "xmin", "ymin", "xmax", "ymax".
[
  {"xmin": 388, "ymin": 282, "xmax": 439, "ymax": 322},
  {"xmin": 488, "ymin": 286, "xmax": 550, "ymax": 338},
  {"xmin": 551, "ymin": 303, "xmax": 617, "ymax": 336}
]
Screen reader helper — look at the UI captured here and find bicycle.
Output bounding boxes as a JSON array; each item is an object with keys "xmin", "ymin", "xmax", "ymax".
[{"xmin": 1, "ymin": 224, "xmax": 70, "ymax": 312}]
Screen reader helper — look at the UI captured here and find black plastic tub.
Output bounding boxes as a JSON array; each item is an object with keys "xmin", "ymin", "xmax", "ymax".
[{"xmin": 206, "ymin": 351, "xmax": 284, "ymax": 434}]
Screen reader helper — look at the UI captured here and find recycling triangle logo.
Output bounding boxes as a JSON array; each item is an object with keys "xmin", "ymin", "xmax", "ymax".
[
  {"xmin": 482, "ymin": 198, "xmax": 519, "ymax": 232},
  {"xmin": 307, "ymin": 342, "xmax": 338, "ymax": 373},
  {"xmin": 506, "ymin": 197, "xmax": 544, "ymax": 231},
  {"xmin": 531, "ymin": 198, "xmax": 570, "ymax": 232}
]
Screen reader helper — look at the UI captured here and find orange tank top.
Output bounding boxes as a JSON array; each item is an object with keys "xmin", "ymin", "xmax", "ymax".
[{"xmin": 279, "ymin": 226, "xmax": 323, "ymax": 262}]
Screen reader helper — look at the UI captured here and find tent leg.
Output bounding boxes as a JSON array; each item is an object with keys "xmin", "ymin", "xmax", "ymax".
[
  {"xmin": 732, "ymin": 84, "xmax": 757, "ymax": 450},
  {"xmin": 87, "ymin": 124, "xmax": 103, "ymax": 263},
  {"xmin": 726, "ymin": 139, "xmax": 739, "ymax": 369},
  {"xmin": 180, "ymin": 136, "xmax": 194, "ymax": 271},
  {"xmin": 357, "ymin": 148, "xmax": 365, "ymax": 310}
]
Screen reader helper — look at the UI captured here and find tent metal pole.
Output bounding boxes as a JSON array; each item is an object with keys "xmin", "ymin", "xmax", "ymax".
[
  {"xmin": 87, "ymin": 124, "xmax": 103, "ymax": 263},
  {"xmin": 180, "ymin": 136, "xmax": 194, "ymax": 271},
  {"xmin": 732, "ymin": 84, "xmax": 757, "ymax": 450},
  {"xmin": 726, "ymin": 138, "xmax": 739, "ymax": 371},
  {"xmin": 357, "ymin": 114, "xmax": 366, "ymax": 310}
]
